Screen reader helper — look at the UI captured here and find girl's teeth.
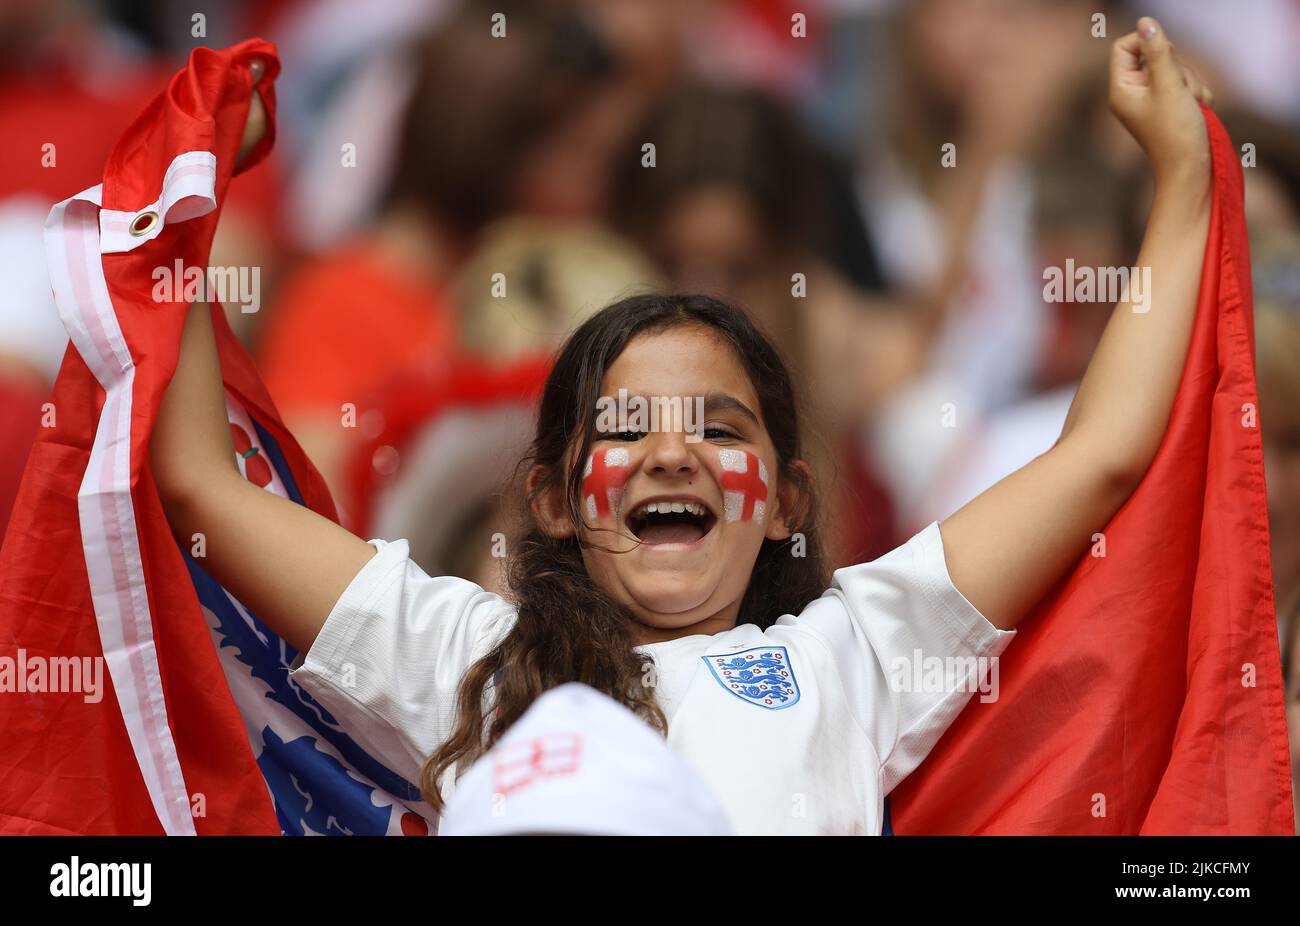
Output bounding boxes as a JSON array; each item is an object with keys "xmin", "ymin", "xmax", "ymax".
[{"xmin": 639, "ymin": 501, "xmax": 705, "ymax": 516}]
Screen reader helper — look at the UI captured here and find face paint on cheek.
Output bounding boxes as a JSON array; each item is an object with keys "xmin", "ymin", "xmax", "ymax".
[
  {"xmin": 718, "ymin": 449, "xmax": 769, "ymax": 523},
  {"xmin": 582, "ymin": 447, "xmax": 630, "ymax": 521}
]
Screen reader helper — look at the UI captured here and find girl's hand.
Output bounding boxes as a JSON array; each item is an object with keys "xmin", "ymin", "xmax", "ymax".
[{"xmin": 1109, "ymin": 17, "xmax": 1212, "ymax": 186}]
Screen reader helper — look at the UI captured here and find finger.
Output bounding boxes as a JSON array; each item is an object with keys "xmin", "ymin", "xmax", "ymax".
[
  {"xmin": 1110, "ymin": 31, "xmax": 1142, "ymax": 73},
  {"xmin": 1137, "ymin": 16, "xmax": 1181, "ymax": 94},
  {"xmin": 1181, "ymin": 64, "xmax": 1214, "ymax": 106},
  {"xmin": 237, "ymin": 106, "xmax": 265, "ymax": 165},
  {"xmin": 238, "ymin": 60, "xmax": 269, "ymax": 167},
  {"xmin": 1109, "ymin": 31, "xmax": 1147, "ymax": 91}
]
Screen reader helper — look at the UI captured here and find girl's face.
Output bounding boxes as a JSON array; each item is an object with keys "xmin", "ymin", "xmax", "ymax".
[{"xmin": 539, "ymin": 325, "xmax": 800, "ymax": 642}]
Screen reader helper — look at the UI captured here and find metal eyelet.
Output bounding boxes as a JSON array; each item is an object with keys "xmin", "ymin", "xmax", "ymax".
[{"xmin": 129, "ymin": 211, "xmax": 159, "ymax": 237}]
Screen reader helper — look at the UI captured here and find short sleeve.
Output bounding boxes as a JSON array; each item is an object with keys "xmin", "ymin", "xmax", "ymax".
[
  {"xmin": 288, "ymin": 538, "xmax": 517, "ymax": 784},
  {"xmin": 783, "ymin": 521, "xmax": 1015, "ymax": 794}
]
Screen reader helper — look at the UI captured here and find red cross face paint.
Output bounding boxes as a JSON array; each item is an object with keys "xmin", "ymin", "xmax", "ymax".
[
  {"xmin": 718, "ymin": 449, "xmax": 769, "ymax": 523},
  {"xmin": 582, "ymin": 447, "xmax": 631, "ymax": 521}
]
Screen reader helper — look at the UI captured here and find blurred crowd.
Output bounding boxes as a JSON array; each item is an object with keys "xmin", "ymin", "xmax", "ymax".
[{"xmin": 1, "ymin": 0, "xmax": 1298, "ymax": 823}]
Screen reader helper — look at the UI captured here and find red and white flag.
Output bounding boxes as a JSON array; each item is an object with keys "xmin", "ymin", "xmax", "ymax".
[{"xmin": 0, "ymin": 41, "xmax": 431, "ymax": 835}]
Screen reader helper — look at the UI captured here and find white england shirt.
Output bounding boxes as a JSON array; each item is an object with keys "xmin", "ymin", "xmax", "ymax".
[{"xmin": 289, "ymin": 521, "xmax": 1015, "ymax": 835}]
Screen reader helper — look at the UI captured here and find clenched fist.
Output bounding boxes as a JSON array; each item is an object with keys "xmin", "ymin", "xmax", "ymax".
[{"xmin": 1109, "ymin": 17, "xmax": 1212, "ymax": 186}]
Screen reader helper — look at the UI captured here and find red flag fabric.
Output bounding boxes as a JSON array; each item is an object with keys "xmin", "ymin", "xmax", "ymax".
[
  {"xmin": 891, "ymin": 106, "xmax": 1295, "ymax": 835},
  {"xmin": 0, "ymin": 41, "xmax": 322, "ymax": 835}
]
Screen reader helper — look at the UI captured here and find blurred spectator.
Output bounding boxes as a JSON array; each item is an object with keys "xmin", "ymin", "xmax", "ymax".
[
  {"xmin": 861, "ymin": 0, "xmax": 1108, "ymax": 525},
  {"xmin": 0, "ymin": 0, "xmax": 287, "ymax": 377},
  {"xmin": 266, "ymin": 0, "xmax": 448, "ymax": 250},
  {"xmin": 256, "ymin": 1, "xmax": 627, "ymax": 508},
  {"xmin": 0, "ymin": 201, "xmax": 65, "ymax": 387},
  {"xmin": 918, "ymin": 122, "xmax": 1136, "ymax": 527},
  {"xmin": 0, "ymin": 2, "xmax": 167, "ymax": 383},
  {"xmin": 0, "ymin": 2, "xmax": 166, "ymax": 204},
  {"xmin": 0, "ymin": 1, "xmax": 166, "ymax": 539}
]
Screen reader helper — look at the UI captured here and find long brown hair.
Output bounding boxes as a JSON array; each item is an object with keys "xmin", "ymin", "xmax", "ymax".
[{"xmin": 421, "ymin": 293, "xmax": 827, "ymax": 808}]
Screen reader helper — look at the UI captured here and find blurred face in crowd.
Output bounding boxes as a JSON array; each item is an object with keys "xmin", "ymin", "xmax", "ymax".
[
  {"xmin": 548, "ymin": 325, "xmax": 796, "ymax": 640},
  {"xmin": 513, "ymin": 80, "xmax": 647, "ymax": 221},
  {"xmin": 652, "ymin": 185, "xmax": 769, "ymax": 296},
  {"xmin": 909, "ymin": 0, "xmax": 1018, "ymax": 104},
  {"xmin": 645, "ymin": 184, "xmax": 799, "ymax": 345},
  {"xmin": 906, "ymin": 0, "xmax": 1098, "ymax": 122}
]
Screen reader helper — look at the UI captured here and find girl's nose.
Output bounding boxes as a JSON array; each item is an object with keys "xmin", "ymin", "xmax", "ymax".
[{"xmin": 642, "ymin": 429, "xmax": 698, "ymax": 477}]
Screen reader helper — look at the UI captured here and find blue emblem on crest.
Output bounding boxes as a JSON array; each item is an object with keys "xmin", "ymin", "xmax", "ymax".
[{"xmin": 703, "ymin": 646, "xmax": 800, "ymax": 710}]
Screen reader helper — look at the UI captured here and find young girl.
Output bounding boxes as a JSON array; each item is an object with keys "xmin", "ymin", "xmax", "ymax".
[{"xmin": 151, "ymin": 18, "xmax": 1215, "ymax": 835}]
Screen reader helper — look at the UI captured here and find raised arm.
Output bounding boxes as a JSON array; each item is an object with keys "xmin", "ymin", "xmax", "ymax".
[
  {"xmin": 151, "ymin": 66, "xmax": 375, "ymax": 653},
  {"xmin": 938, "ymin": 18, "xmax": 1214, "ymax": 630}
]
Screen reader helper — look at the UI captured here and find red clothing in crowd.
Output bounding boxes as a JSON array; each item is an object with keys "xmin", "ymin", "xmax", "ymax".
[{"xmin": 258, "ymin": 241, "xmax": 455, "ymax": 416}]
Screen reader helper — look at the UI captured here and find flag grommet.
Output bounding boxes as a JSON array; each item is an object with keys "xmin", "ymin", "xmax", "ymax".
[{"xmin": 129, "ymin": 211, "xmax": 159, "ymax": 236}]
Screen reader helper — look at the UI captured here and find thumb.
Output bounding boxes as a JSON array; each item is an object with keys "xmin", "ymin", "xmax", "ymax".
[
  {"xmin": 1137, "ymin": 16, "xmax": 1180, "ymax": 93},
  {"xmin": 237, "ymin": 60, "xmax": 269, "ymax": 168}
]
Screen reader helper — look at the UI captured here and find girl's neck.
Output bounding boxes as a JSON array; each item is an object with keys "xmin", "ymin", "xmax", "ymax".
[{"xmin": 629, "ymin": 605, "xmax": 740, "ymax": 646}]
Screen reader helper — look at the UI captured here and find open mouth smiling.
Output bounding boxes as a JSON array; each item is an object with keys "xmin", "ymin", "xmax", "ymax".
[{"xmin": 624, "ymin": 495, "xmax": 719, "ymax": 546}]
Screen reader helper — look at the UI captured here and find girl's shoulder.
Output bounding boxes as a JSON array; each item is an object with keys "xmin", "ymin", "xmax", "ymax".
[{"xmin": 333, "ymin": 536, "xmax": 519, "ymax": 651}]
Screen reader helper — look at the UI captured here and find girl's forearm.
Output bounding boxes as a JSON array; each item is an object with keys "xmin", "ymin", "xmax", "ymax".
[
  {"xmin": 1057, "ymin": 167, "xmax": 1212, "ymax": 482},
  {"xmin": 152, "ymin": 301, "xmax": 242, "ymax": 508},
  {"xmin": 151, "ymin": 299, "xmax": 377, "ymax": 654}
]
